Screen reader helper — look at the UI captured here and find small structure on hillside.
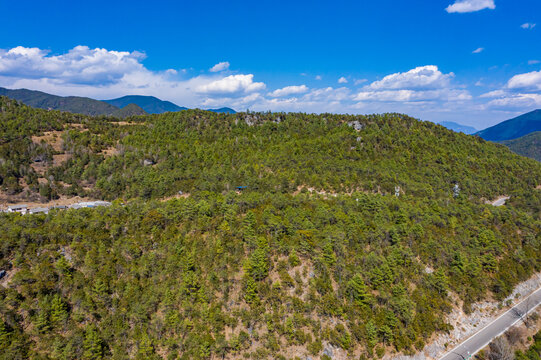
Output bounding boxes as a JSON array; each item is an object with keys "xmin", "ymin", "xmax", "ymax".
[
  {"xmin": 7, "ymin": 204, "xmax": 28, "ymax": 214},
  {"xmin": 29, "ymin": 207, "xmax": 49, "ymax": 215}
]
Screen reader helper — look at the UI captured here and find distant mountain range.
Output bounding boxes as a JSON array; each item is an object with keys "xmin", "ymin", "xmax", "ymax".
[
  {"xmin": 475, "ymin": 109, "xmax": 541, "ymax": 141},
  {"xmin": 207, "ymin": 107, "xmax": 236, "ymax": 114},
  {"xmin": 103, "ymin": 95, "xmax": 188, "ymax": 114},
  {"xmin": 0, "ymin": 87, "xmax": 236, "ymax": 117},
  {"xmin": 0, "ymin": 87, "xmax": 120, "ymax": 116},
  {"xmin": 438, "ymin": 121, "xmax": 477, "ymax": 134}
]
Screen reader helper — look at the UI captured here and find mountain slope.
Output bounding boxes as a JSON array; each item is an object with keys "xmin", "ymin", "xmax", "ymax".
[
  {"xmin": 1, "ymin": 97, "xmax": 541, "ymax": 359},
  {"xmin": 501, "ymin": 131, "xmax": 541, "ymax": 161},
  {"xmin": 104, "ymin": 95, "xmax": 187, "ymax": 114},
  {"xmin": 0, "ymin": 87, "xmax": 120, "ymax": 116},
  {"xmin": 476, "ymin": 109, "xmax": 541, "ymax": 141},
  {"xmin": 439, "ymin": 121, "xmax": 477, "ymax": 134}
]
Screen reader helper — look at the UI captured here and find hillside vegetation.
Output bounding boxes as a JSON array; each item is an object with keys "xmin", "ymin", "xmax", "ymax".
[
  {"xmin": 0, "ymin": 96, "xmax": 540, "ymax": 359},
  {"xmin": 502, "ymin": 131, "xmax": 541, "ymax": 162}
]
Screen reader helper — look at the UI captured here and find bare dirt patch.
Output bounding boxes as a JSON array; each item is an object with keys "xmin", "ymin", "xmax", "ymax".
[{"xmin": 31, "ymin": 130, "xmax": 64, "ymax": 151}]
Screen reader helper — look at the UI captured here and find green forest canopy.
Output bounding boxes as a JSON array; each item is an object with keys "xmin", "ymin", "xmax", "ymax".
[{"xmin": 0, "ymin": 96, "xmax": 540, "ymax": 359}]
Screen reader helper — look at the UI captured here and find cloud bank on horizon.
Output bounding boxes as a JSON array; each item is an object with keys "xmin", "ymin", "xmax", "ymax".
[{"xmin": 0, "ymin": 44, "xmax": 539, "ymax": 128}]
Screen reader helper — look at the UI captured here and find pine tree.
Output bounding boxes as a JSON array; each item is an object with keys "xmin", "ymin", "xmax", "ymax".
[
  {"xmin": 322, "ymin": 241, "xmax": 336, "ymax": 267},
  {"xmin": 83, "ymin": 326, "xmax": 103, "ymax": 360},
  {"xmin": 244, "ymin": 276, "xmax": 259, "ymax": 305},
  {"xmin": 50, "ymin": 294, "xmax": 68, "ymax": 326},
  {"xmin": 0, "ymin": 321, "xmax": 10, "ymax": 347},
  {"xmin": 137, "ymin": 334, "xmax": 154, "ymax": 358},
  {"xmin": 346, "ymin": 274, "xmax": 371, "ymax": 306},
  {"xmin": 35, "ymin": 309, "xmax": 51, "ymax": 333}
]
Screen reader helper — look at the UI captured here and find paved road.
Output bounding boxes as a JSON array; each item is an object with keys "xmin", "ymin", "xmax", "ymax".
[{"xmin": 439, "ymin": 286, "xmax": 541, "ymax": 360}]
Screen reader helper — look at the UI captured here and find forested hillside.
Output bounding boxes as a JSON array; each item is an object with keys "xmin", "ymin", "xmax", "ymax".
[
  {"xmin": 0, "ymin": 96, "xmax": 541, "ymax": 359},
  {"xmin": 502, "ymin": 131, "xmax": 541, "ymax": 162}
]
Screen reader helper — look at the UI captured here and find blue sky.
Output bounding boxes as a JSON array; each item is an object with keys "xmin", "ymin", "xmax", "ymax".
[{"xmin": 0, "ymin": 0, "xmax": 539, "ymax": 128}]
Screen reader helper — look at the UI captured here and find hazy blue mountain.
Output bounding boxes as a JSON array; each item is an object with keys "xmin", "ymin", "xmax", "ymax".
[
  {"xmin": 104, "ymin": 95, "xmax": 187, "ymax": 114},
  {"xmin": 207, "ymin": 107, "xmax": 237, "ymax": 114},
  {"xmin": 438, "ymin": 121, "xmax": 477, "ymax": 134},
  {"xmin": 476, "ymin": 109, "xmax": 541, "ymax": 141},
  {"xmin": 0, "ymin": 87, "xmax": 119, "ymax": 116},
  {"xmin": 501, "ymin": 131, "xmax": 541, "ymax": 161}
]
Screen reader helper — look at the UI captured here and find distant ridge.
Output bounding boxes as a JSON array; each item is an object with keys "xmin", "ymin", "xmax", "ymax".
[
  {"xmin": 112, "ymin": 103, "xmax": 147, "ymax": 118},
  {"xmin": 501, "ymin": 131, "xmax": 541, "ymax": 162},
  {"xmin": 207, "ymin": 107, "xmax": 236, "ymax": 114},
  {"xmin": 0, "ymin": 87, "xmax": 236, "ymax": 116},
  {"xmin": 104, "ymin": 95, "xmax": 187, "ymax": 114},
  {"xmin": 0, "ymin": 87, "xmax": 119, "ymax": 116},
  {"xmin": 438, "ymin": 121, "xmax": 477, "ymax": 134},
  {"xmin": 476, "ymin": 109, "xmax": 541, "ymax": 141}
]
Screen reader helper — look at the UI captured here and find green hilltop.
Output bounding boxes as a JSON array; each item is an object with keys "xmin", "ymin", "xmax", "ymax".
[{"xmin": 0, "ymin": 96, "xmax": 540, "ymax": 359}]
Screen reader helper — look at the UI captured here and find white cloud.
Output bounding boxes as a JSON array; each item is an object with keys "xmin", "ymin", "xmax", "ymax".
[
  {"xmin": 353, "ymin": 89, "xmax": 471, "ymax": 102},
  {"xmin": 528, "ymin": 60, "xmax": 540, "ymax": 65},
  {"xmin": 315, "ymin": 75, "xmax": 322, "ymax": 80},
  {"xmin": 472, "ymin": 47, "xmax": 484, "ymax": 54},
  {"xmin": 338, "ymin": 76, "xmax": 348, "ymax": 84},
  {"xmin": 480, "ymin": 89, "xmax": 506, "ymax": 98},
  {"xmin": 354, "ymin": 79, "xmax": 368, "ymax": 85},
  {"xmin": 353, "ymin": 65, "xmax": 470, "ymax": 104},
  {"xmin": 445, "ymin": 0, "xmax": 495, "ymax": 13},
  {"xmin": 0, "ymin": 45, "xmax": 146, "ymax": 85},
  {"xmin": 0, "ymin": 45, "xmax": 268, "ymax": 107},
  {"xmin": 507, "ymin": 70, "xmax": 541, "ymax": 91},
  {"xmin": 209, "ymin": 61, "xmax": 230, "ymax": 72},
  {"xmin": 521, "ymin": 23, "xmax": 536, "ymax": 30},
  {"xmin": 367, "ymin": 65, "xmax": 454, "ymax": 90},
  {"xmin": 195, "ymin": 74, "xmax": 266, "ymax": 95},
  {"xmin": 480, "ymin": 70, "xmax": 541, "ymax": 111},
  {"xmin": 268, "ymin": 85, "xmax": 308, "ymax": 97},
  {"xmin": 486, "ymin": 93, "xmax": 541, "ymax": 109}
]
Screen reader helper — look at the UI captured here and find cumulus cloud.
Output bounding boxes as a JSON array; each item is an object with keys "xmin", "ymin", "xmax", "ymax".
[
  {"xmin": 521, "ymin": 23, "xmax": 536, "ymax": 30},
  {"xmin": 0, "ymin": 45, "xmax": 146, "ymax": 85},
  {"xmin": 480, "ymin": 70, "xmax": 541, "ymax": 110},
  {"xmin": 268, "ymin": 85, "xmax": 308, "ymax": 97},
  {"xmin": 195, "ymin": 74, "xmax": 265, "ymax": 95},
  {"xmin": 315, "ymin": 75, "xmax": 322, "ymax": 80},
  {"xmin": 366, "ymin": 65, "xmax": 454, "ymax": 90},
  {"xmin": 353, "ymin": 65, "xmax": 470, "ymax": 104},
  {"xmin": 338, "ymin": 77, "xmax": 348, "ymax": 84},
  {"xmin": 507, "ymin": 70, "xmax": 541, "ymax": 91},
  {"xmin": 445, "ymin": 0, "xmax": 495, "ymax": 13},
  {"xmin": 0, "ymin": 45, "xmax": 268, "ymax": 107},
  {"xmin": 209, "ymin": 61, "xmax": 230, "ymax": 72},
  {"xmin": 472, "ymin": 47, "xmax": 484, "ymax": 54}
]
